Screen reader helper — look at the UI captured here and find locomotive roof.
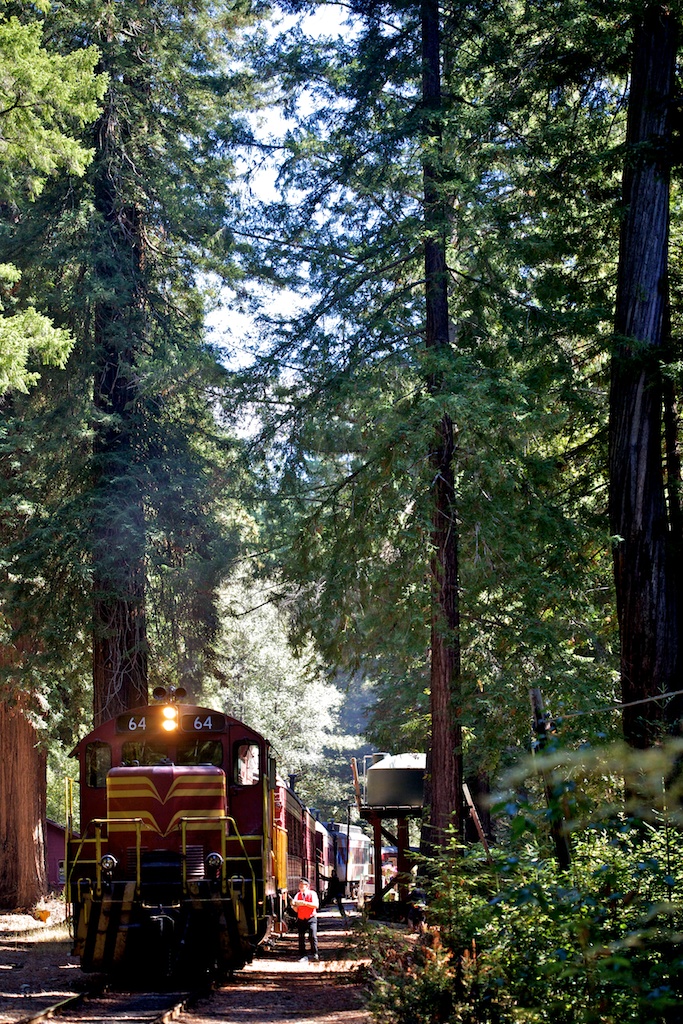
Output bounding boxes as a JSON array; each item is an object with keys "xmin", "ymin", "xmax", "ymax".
[{"xmin": 70, "ymin": 702, "xmax": 269, "ymax": 757}]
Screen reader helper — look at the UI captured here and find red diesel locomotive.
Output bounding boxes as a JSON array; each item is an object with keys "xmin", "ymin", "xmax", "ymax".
[
  {"xmin": 66, "ymin": 687, "xmax": 290, "ymax": 978},
  {"xmin": 65, "ymin": 686, "xmax": 372, "ymax": 978}
]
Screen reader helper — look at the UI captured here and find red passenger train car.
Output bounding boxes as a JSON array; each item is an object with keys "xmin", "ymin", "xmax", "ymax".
[
  {"xmin": 66, "ymin": 687, "xmax": 287, "ymax": 978},
  {"xmin": 274, "ymin": 782, "xmax": 338, "ymax": 898},
  {"xmin": 275, "ymin": 782, "xmax": 319, "ymax": 893}
]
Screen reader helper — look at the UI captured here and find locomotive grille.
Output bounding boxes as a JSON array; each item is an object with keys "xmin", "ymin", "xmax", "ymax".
[
  {"xmin": 125, "ymin": 845, "xmax": 205, "ymax": 879},
  {"xmin": 126, "ymin": 847, "xmax": 147, "ymax": 875},
  {"xmin": 185, "ymin": 845, "xmax": 204, "ymax": 880}
]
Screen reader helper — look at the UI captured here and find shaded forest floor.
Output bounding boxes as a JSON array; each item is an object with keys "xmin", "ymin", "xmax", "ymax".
[
  {"xmin": 184, "ymin": 904, "xmax": 373, "ymax": 1024},
  {"xmin": 0, "ymin": 896, "xmax": 83, "ymax": 1023}
]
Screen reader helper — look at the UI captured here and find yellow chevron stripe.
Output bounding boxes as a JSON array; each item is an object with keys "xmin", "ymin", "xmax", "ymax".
[
  {"xmin": 108, "ymin": 776, "xmax": 225, "ymax": 804},
  {"xmin": 107, "ymin": 810, "xmax": 225, "ymax": 837},
  {"xmin": 167, "ymin": 790, "xmax": 224, "ymax": 801},
  {"xmin": 107, "ymin": 779, "xmax": 162, "ymax": 800},
  {"xmin": 109, "ymin": 812, "xmax": 161, "ymax": 834},
  {"xmin": 165, "ymin": 810, "xmax": 225, "ymax": 833}
]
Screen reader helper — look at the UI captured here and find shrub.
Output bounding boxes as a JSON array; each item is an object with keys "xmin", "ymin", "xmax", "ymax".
[{"xmin": 365, "ymin": 740, "xmax": 683, "ymax": 1023}]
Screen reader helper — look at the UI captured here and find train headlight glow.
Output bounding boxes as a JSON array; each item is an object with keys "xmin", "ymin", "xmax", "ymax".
[
  {"xmin": 100, "ymin": 854, "xmax": 117, "ymax": 873},
  {"xmin": 161, "ymin": 705, "xmax": 178, "ymax": 731},
  {"xmin": 206, "ymin": 852, "xmax": 223, "ymax": 870}
]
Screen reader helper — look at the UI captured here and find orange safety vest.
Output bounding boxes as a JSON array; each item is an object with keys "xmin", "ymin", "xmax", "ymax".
[{"xmin": 295, "ymin": 890, "xmax": 316, "ymax": 920}]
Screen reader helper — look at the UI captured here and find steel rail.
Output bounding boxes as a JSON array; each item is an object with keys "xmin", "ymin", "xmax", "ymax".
[{"xmin": 12, "ymin": 985, "xmax": 204, "ymax": 1024}]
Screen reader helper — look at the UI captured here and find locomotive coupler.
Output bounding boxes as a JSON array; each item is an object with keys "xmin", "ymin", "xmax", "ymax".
[{"xmin": 149, "ymin": 907, "xmax": 175, "ymax": 940}]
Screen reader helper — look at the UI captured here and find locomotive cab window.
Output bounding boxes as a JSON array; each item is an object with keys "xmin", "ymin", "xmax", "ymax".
[
  {"xmin": 121, "ymin": 740, "xmax": 171, "ymax": 766},
  {"xmin": 234, "ymin": 741, "xmax": 260, "ymax": 785},
  {"xmin": 177, "ymin": 739, "xmax": 223, "ymax": 767},
  {"xmin": 85, "ymin": 741, "xmax": 111, "ymax": 788}
]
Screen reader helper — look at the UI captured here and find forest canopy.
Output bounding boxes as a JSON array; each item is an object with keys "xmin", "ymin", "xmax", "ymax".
[{"xmin": 1, "ymin": 0, "xmax": 683, "ymax": 908}]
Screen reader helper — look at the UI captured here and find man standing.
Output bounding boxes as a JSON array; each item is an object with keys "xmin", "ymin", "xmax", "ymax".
[
  {"xmin": 328, "ymin": 869, "xmax": 347, "ymax": 920},
  {"xmin": 292, "ymin": 877, "xmax": 320, "ymax": 961}
]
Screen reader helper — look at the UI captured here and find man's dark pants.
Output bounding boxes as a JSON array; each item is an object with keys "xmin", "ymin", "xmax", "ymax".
[{"xmin": 297, "ymin": 915, "xmax": 318, "ymax": 956}]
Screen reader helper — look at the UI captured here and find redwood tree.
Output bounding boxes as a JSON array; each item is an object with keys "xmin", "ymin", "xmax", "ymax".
[
  {"xmin": 3, "ymin": 0, "xmax": 261, "ymax": 726},
  {"xmin": 422, "ymin": 0, "xmax": 462, "ymax": 843},
  {"xmin": 609, "ymin": 3, "xmax": 683, "ymax": 748},
  {"xmin": 90, "ymin": 84, "xmax": 150, "ymax": 723},
  {"xmin": 0, "ymin": 700, "xmax": 47, "ymax": 907},
  {"xmin": 0, "ymin": 5, "xmax": 103, "ymax": 907}
]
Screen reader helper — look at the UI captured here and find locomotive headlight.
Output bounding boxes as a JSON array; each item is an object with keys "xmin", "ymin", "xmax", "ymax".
[
  {"xmin": 206, "ymin": 852, "xmax": 223, "ymax": 870},
  {"xmin": 161, "ymin": 705, "xmax": 178, "ymax": 731},
  {"xmin": 100, "ymin": 854, "xmax": 117, "ymax": 873}
]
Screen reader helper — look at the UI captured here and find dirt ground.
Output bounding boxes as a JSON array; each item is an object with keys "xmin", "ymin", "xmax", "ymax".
[
  {"xmin": 184, "ymin": 905, "xmax": 373, "ymax": 1024},
  {"xmin": 0, "ymin": 896, "xmax": 83, "ymax": 1023},
  {"xmin": 0, "ymin": 900, "xmax": 374, "ymax": 1024}
]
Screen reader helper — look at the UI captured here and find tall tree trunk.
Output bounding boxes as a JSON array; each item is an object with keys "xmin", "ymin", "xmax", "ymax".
[
  {"xmin": 0, "ymin": 414, "xmax": 48, "ymax": 905},
  {"xmin": 422, "ymin": 0, "xmax": 463, "ymax": 844},
  {"xmin": 0, "ymin": 700, "xmax": 47, "ymax": 907},
  {"xmin": 609, "ymin": 4, "xmax": 682, "ymax": 748},
  {"xmin": 91, "ymin": 98, "xmax": 148, "ymax": 725}
]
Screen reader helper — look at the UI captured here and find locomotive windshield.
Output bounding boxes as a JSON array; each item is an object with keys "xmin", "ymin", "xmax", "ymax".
[
  {"xmin": 120, "ymin": 738, "xmax": 224, "ymax": 767},
  {"xmin": 176, "ymin": 739, "xmax": 223, "ymax": 767},
  {"xmin": 121, "ymin": 740, "xmax": 171, "ymax": 765}
]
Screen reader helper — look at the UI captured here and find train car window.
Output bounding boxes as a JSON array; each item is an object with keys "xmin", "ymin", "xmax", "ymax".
[
  {"xmin": 121, "ymin": 741, "xmax": 171, "ymax": 765},
  {"xmin": 85, "ymin": 741, "xmax": 112, "ymax": 788},
  {"xmin": 176, "ymin": 739, "xmax": 223, "ymax": 767},
  {"xmin": 234, "ymin": 742, "xmax": 260, "ymax": 785}
]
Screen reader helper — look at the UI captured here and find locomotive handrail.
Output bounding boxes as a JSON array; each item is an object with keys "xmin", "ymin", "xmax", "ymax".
[
  {"xmin": 226, "ymin": 815, "xmax": 258, "ymax": 927},
  {"xmin": 66, "ymin": 817, "xmax": 144, "ymax": 904},
  {"xmin": 228, "ymin": 815, "xmax": 260, "ymax": 929},
  {"xmin": 93, "ymin": 818, "xmax": 143, "ymax": 897}
]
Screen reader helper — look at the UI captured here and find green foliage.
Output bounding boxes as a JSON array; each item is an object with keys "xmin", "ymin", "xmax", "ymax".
[
  {"xmin": 0, "ymin": 0, "xmax": 267, "ymax": 714},
  {"xmin": 364, "ymin": 739, "xmax": 683, "ymax": 1023},
  {"xmin": 0, "ymin": 4, "xmax": 104, "ymax": 199},
  {"xmin": 46, "ymin": 740, "xmax": 79, "ymax": 825},
  {"xmin": 200, "ymin": 572, "xmax": 363, "ymax": 815},
  {"xmin": 232, "ymin": 0, "xmax": 625, "ymax": 778},
  {"xmin": 0, "ymin": 300, "xmax": 72, "ymax": 393},
  {"xmin": 363, "ymin": 927, "xmax": 458, "ymax": 1024},
  {"xmin": 0, "ymin": 3, "xmax": 104, "ymax": 396}
]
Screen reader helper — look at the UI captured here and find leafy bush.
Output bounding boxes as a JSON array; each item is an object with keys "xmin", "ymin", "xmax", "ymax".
[
  {"xmin": 360, "ymin": 924, "xmax": 459, "ymax": 1024},
  {"xmin": 364, "ymin": 741, "xmax": 683, "ymax": 1023}
]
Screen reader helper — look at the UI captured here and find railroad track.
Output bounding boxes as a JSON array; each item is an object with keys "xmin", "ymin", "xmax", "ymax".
[{"xmin": 14, "ymin": 986, "xmax": 202, "ymax": 1024}]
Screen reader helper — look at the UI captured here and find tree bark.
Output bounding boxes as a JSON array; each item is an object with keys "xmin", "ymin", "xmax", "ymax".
[
  {"xmin": 422, "ymin": 0, "xmax": 463, "ymax": 844},
  {"xmin": 91, "ymin": 97, "xmax": 148, "ymax": 725},
  {"xmin": 609, "ymin": 4, "xmax": 683, "ymax": 748},
  {"xmin": 0, "ymin": 700, "xmax": 47, "ymax": 907}
]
